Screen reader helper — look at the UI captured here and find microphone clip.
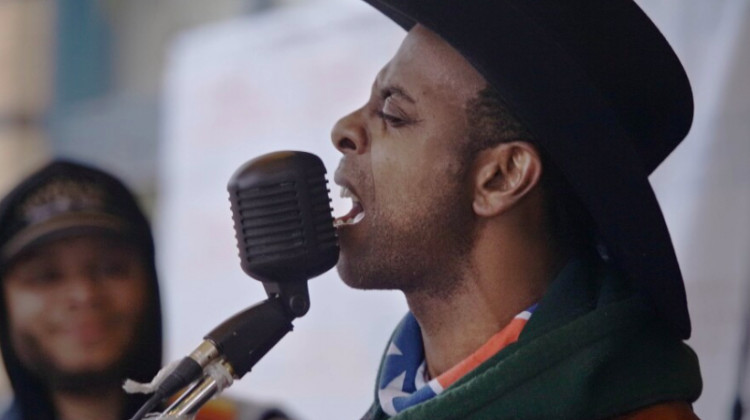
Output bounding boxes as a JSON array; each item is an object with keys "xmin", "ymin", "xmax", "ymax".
[{"xmin": 262, "ymin": 280, "xmax": 310, "ymax": 318}]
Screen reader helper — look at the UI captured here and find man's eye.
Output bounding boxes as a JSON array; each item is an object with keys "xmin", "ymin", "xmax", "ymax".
[{"xmin": 376, "ymin": 110, "xmax": 407, "ymax": 127}]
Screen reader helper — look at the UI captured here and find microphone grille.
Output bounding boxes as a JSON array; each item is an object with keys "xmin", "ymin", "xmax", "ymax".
[{"xmin": 228, "ymin": 151, "xmax": 339, "ymax": 283}]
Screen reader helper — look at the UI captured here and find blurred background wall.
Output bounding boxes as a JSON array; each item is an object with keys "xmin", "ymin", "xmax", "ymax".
[
  {"xmin": 0, "ymin": 0, "xmax": 53, "ymax": 196},
  {"xmin": 0, "ymin": 0, "xmax": 748, "ymax": 419}
]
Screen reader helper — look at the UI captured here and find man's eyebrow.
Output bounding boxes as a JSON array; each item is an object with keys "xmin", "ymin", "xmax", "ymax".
[{"xmin": 379, "ymin": 84, "xmax": 416, "ymax": 104}]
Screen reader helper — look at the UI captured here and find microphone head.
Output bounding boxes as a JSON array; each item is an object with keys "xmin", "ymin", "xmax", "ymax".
[{"xmin": 228, "ymin": 151, "xmax": 339, "ymax": 284}]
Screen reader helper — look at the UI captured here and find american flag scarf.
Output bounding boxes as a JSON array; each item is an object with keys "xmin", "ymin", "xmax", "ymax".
[{"xmin": 377, "ymin": 304, "xmax": 537, "ymax": 416}]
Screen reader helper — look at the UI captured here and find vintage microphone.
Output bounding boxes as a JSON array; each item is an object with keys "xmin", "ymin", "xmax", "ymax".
[
  {"xmin": 227, "ymin": 150, "xmax": 340, "ymax": 315},
  {"xmin": 130, "ymin": 151, "xmax": 338, "ymax": 420}
]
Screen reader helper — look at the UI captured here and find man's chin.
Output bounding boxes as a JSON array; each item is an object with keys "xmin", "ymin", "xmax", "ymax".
[
  {"xmin": 335, "ymin": 257, "xmax": 409, "ymax": 292},
  {"xmin": 336, "ymin": 261, "xmax": 371, "ymax": 290},
  {"xmin": 336, "ymin": 259, "xmax": 380, "ymax": 290}
]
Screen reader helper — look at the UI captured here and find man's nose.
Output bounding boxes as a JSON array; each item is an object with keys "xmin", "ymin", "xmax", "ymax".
[{"xmin": 331, "ymin": 108, "xmax": 368, "ymax": 155}]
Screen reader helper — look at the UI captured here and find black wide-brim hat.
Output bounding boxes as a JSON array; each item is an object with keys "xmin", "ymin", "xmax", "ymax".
[{"xmin": 363, "ymin": 0, "xmax": 694, "ymax": 338}]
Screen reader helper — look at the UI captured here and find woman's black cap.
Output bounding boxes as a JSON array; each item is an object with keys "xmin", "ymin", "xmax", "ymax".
[{"xmin": 0, "ymin": 160, "xmax": 151, "ymax": 267}]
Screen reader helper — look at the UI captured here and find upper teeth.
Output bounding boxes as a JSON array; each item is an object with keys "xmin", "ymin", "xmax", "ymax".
[{"xmin": 340, "ymin": 186, "xmax": 360, "ymax": 203}]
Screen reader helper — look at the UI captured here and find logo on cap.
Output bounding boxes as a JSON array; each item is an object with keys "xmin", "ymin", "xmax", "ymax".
[{"xmin": 18, "ymin": 180, "xmax": 107, "ymax": 225}]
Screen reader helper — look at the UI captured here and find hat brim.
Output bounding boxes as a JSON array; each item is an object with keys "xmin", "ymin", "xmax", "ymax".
[
  {"xmin": 363, "ymin": 0, "xmax": 690, "ymax": 338},
  {"xmin": 1, "ymin": 212, "xmax": 130, "ymax": 264}
]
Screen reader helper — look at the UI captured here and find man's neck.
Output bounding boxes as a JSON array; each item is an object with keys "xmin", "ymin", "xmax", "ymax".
[
  {"xmin": 52, "ymin": 386, "xmax": 125, "ymax": 420},
  {"xmin": 405, "ymin": 227, "xmax": 564, "ymax": 379}
]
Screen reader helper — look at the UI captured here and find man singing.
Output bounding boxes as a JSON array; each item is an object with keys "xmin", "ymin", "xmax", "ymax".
[{"xmin": 330, "ymin": 1, "xmax": 702, "ymax": 419}]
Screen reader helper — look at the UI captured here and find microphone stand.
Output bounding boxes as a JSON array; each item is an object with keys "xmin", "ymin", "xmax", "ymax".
[
  {"xmin": 136, "ymin": 150, "xmax": 338, "ymax": 420},
  {"xmin": 145, "ymin": 281, "xmax": 309, "ymax": 419}
]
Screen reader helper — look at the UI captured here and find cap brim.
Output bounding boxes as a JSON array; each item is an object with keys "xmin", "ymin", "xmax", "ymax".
[{"xmin": 1, "ymin": 212, "xmax": 130, "ymax": 263}]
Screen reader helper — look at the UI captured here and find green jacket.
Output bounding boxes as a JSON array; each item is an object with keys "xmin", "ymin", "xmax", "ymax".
[{"xmin": 362, "ymin": 259, "xmax": 702, "ymax": 420}]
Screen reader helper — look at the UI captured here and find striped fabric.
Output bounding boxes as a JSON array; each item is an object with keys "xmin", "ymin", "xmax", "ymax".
[{"xmin": 377, "ymin": 305, "xmax": 537, "ymax": 416}]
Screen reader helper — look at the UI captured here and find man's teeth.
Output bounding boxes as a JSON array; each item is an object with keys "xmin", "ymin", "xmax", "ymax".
[
  {"xmin": 335, "ymin": 186, "xmax": 364, "ymax": 227},
  {"xmin": 340, "ymin": 186, "xmax": 360, "ymax": 203}
]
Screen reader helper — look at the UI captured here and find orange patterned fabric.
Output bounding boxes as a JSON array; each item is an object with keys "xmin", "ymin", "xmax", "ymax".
[
  {"xmin": 193, "ymin": 398, "xmax": 239, "ymax": 420},
  {"xmin": 611, "ymin": 402, "xmax": 700, "ymax": 420},
  {"xmin": 436, "ymin": 315, "xmax": 530, "ymax": 387}
]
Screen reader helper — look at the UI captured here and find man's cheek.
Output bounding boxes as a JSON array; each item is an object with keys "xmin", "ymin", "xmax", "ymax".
[{"xmin": 371, "ymin": 160, "xmax": 416, "ymax": 207}]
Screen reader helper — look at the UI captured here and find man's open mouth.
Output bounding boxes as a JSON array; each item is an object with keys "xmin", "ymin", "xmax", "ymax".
[{"xmin": 334, "ymin": 186, "xmax": 365, "ymax": 228}]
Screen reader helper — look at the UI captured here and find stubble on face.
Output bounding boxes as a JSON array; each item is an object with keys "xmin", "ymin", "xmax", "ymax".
[
  {"xmin": 337, "ymin": 123, "xmax": 476, "ymax": 298},
  {"xmin": 337, "ymin": 144, "xmax": 477, "ymax": 300},
  {"xmin": 334, "ymin": 25, "xmax": 485, "ymax": 299}
]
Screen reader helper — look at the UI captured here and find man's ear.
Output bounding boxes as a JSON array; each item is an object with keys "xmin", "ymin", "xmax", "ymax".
[{"xmin": 471, "ymin": 142, "xmax": 543, "ymax": 217}]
